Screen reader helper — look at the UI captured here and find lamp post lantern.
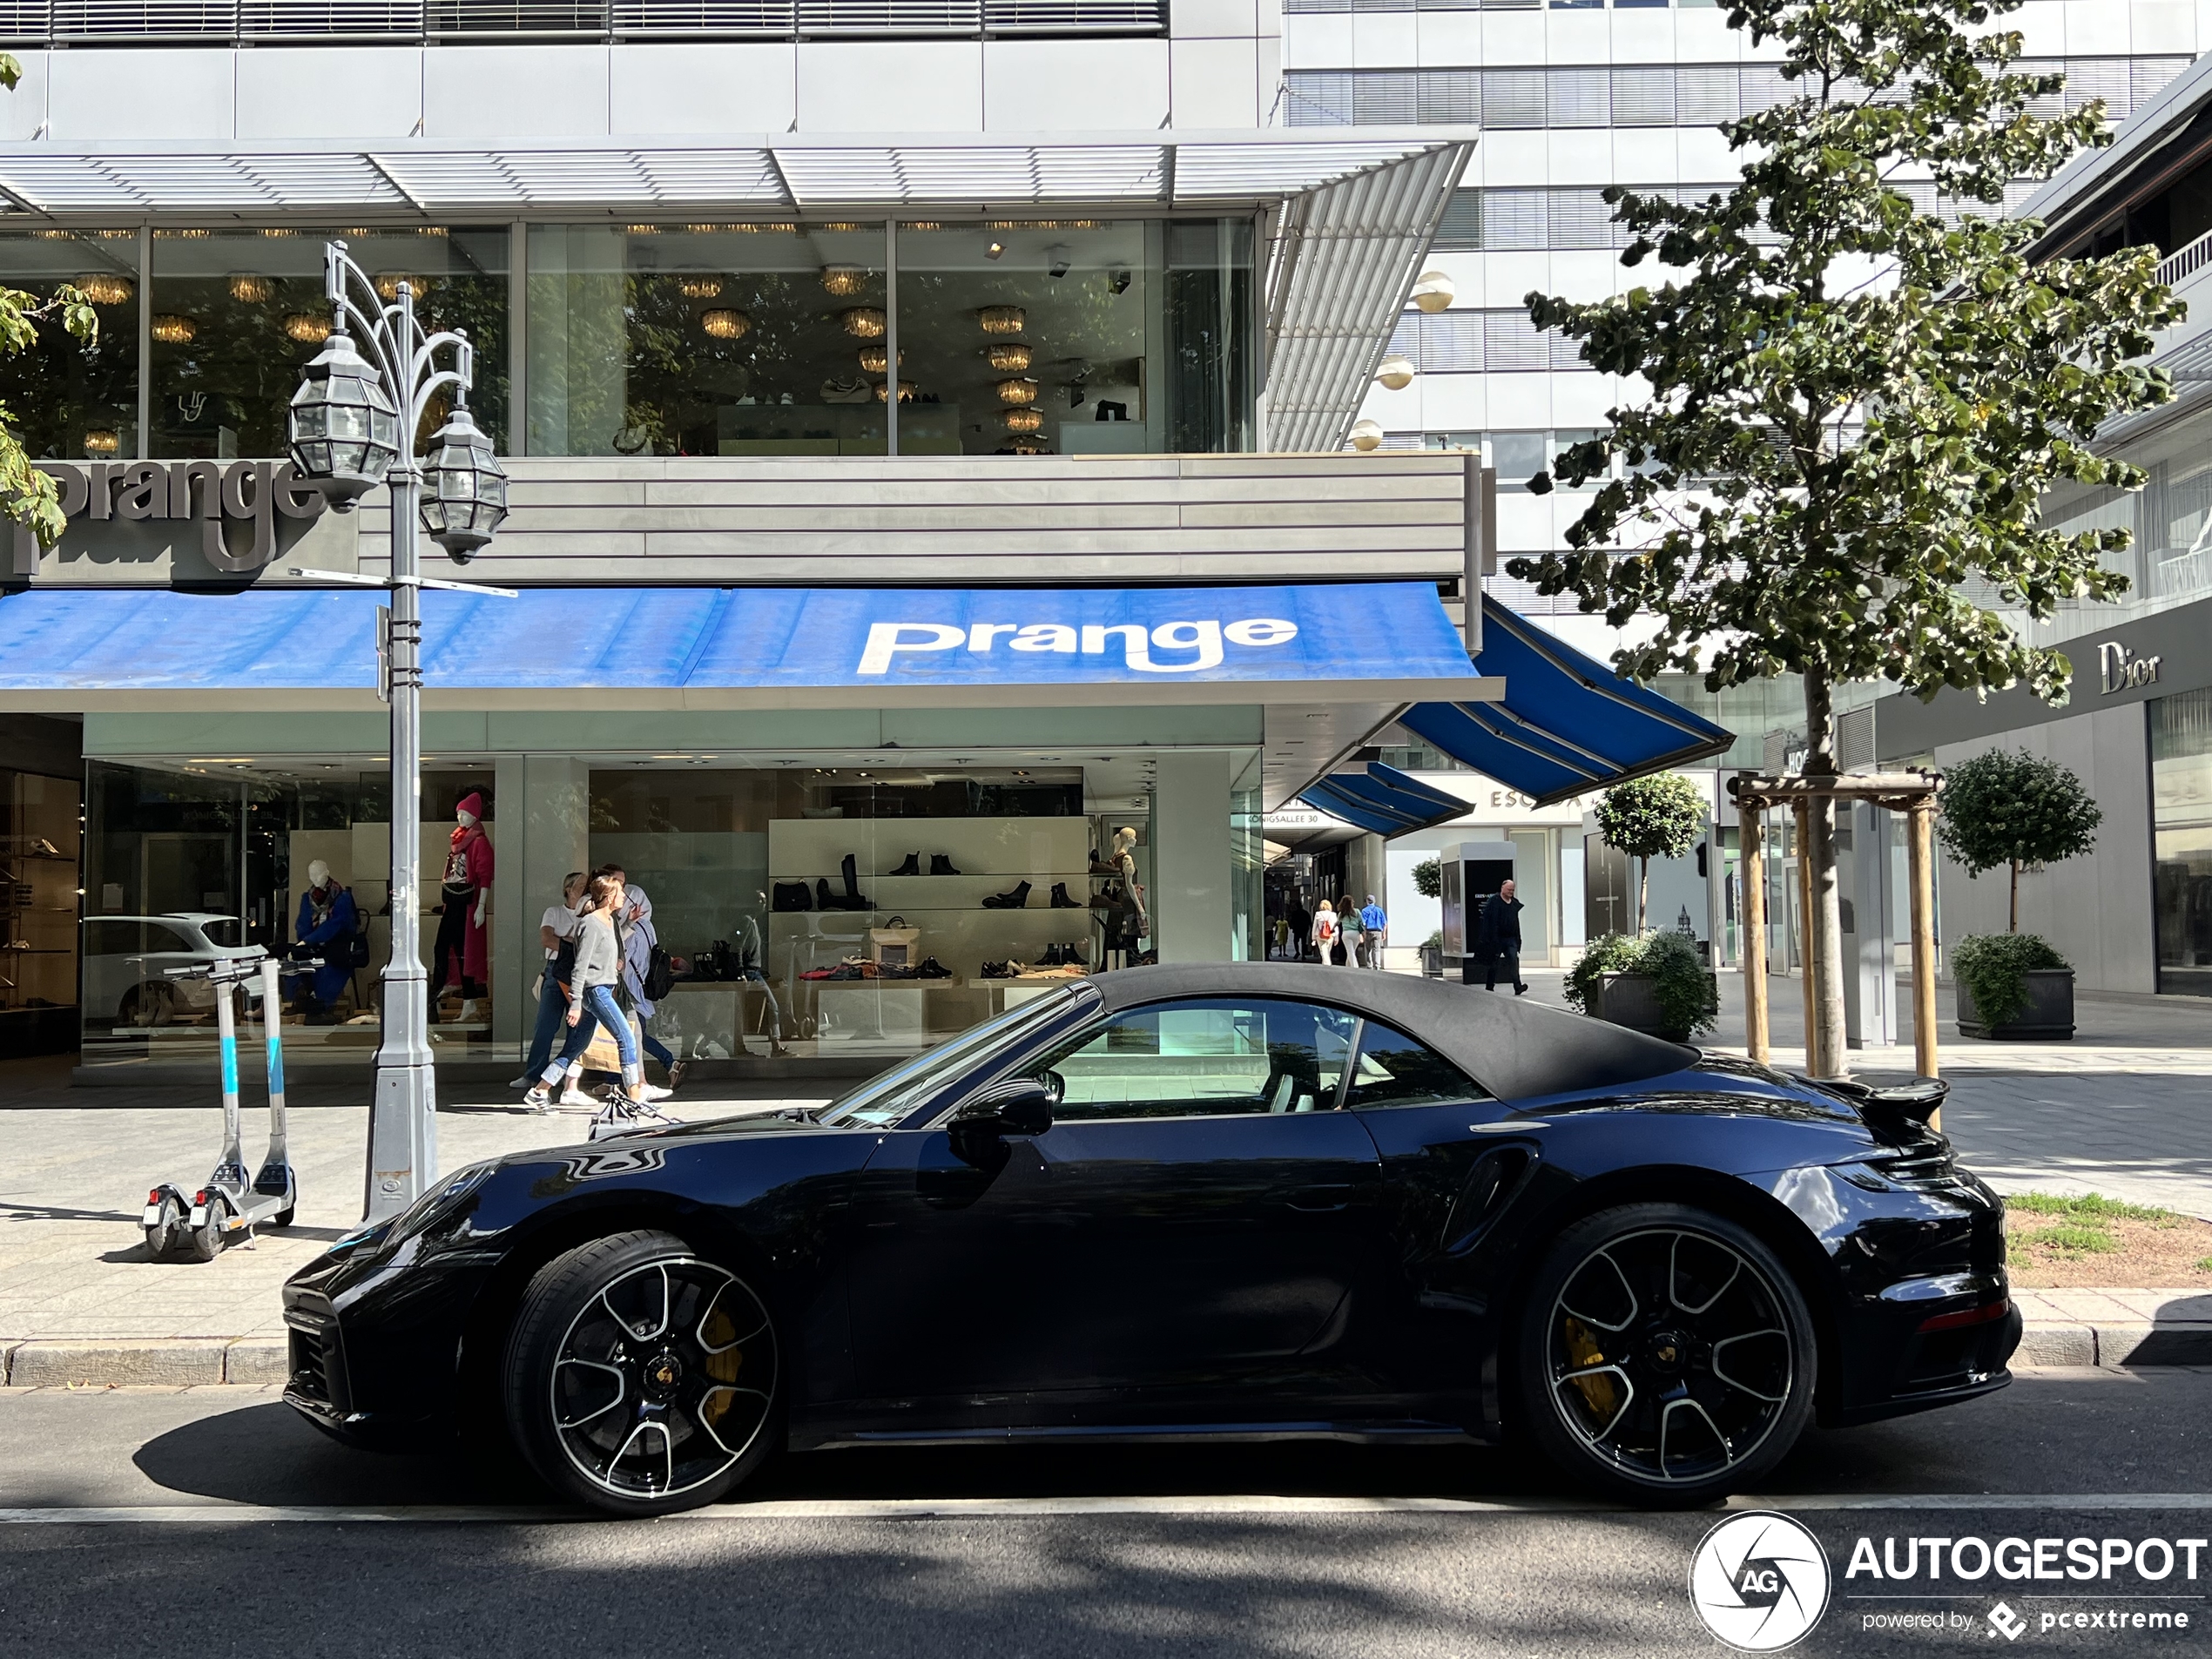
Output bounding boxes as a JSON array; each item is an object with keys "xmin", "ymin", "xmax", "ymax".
[{"xmin": 287, "ymin": 239, "xmax": 509, "ymax": 1222}]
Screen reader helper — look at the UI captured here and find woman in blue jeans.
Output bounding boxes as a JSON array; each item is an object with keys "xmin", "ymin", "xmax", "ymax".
[{"xmin": 523, "ymin": 874, "xmax": 645, "ymax": 1111}]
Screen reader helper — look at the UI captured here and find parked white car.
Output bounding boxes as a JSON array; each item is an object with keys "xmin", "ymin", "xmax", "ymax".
[{"xmin": 82, "ymin": 914, "xmax": 260, "ymax": 1028}]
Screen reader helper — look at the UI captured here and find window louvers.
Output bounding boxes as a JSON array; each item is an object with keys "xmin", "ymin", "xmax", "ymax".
[
  {"xmin": 15, "ymin": 0, "xmax": 1164, "ymax": 34},
  {"xmin": 1481, "ymin": 188, "xmax": 1548, "ymax": 252},
  {"xmin": 1546, "ymin": 67, "xmax": 1611, "ymax": 129},
  {"xmin": 1431, "ymin": 189, "xmax": 1482, "ymax": 253},
  {"xmin": 1610, "ymin": 65, "xmax": 1675, "ymax": 127}
]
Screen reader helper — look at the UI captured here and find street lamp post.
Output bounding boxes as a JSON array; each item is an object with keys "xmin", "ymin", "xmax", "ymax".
[{"xmin": 287, "ymin": 239, "xmax": 509, "ymax": 1222}]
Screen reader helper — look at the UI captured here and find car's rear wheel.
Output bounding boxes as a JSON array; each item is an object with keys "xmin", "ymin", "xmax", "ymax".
[
  {"xmin": 503, "ymin": 1230, "xmax": 780, "ymax": 1517},
  {"xmin": 1514, "ymin": 1203, "xmax": 1815, "ymax": 1507}
]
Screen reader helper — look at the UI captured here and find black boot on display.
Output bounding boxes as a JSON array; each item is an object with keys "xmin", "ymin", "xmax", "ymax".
[
  {"xmin": 981, "ymin": 880, "xmax": 1032, "ymax": 909},
  {"xmin": 840, "ymin": 853, "xmax": 873, "ymax": 911},
  {"xmin": 816, "ymin": 877, "xmax": 837, "ymax": 911},
  {"xmin": 888, "ymin": 853, "xmax": 921, "ymax": 876},
  {"xmin": 1049, "ymin": 882, "xmax": 1080, "ymax": 908},
  {"xmin": 929, "ymin": 853, "xmax": 961, "ymax": 876},
  {"xmin": 1038, "ymin": 943, "xmax": 1063, "ymax": 967},
  {"xmin": 917, "ymin": 957, "xmax": 952, "ymax": 979}
]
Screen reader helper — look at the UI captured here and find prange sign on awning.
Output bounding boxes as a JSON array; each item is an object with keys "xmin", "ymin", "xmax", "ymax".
[
  {"xmin": 0, "ymin": 582, "xmax": 1486, "ymax": 705},
  {"xmin": 1299, "ymin": 762, "xmax": 1468, "ymax": 836},
  {"xmin": 1393, "ymin": 597, "xmax": 1734, "ymax": 808}
]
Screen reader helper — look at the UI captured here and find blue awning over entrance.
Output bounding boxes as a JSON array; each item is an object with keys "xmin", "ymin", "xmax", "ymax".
[
  {"xmin": 1395, "ymin": 597, "xmax": 1733, "ymax": 808},
  {"xmin": 1298, "ymin": 762, "xmax": 1467, "ymax": 836}
]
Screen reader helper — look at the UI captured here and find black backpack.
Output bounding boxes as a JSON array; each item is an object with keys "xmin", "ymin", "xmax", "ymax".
[{"xmin": 643, "ymin": 942, "xmax": 676, "ymax": 1001}]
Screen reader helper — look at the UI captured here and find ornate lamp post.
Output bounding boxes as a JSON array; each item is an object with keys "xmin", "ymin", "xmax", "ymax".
[{"xmin": 287, "ymin": 239, "xmax": 509, "ymax": 1221}]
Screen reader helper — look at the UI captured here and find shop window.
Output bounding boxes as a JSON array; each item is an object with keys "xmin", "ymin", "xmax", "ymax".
[
  {"xmin": 148, "ymin": 226, "xmax": 510, "ymax": 460},
  {"xmin": 0, "ymin": 768, "xmax": 82, "ymax": 1056},
  {"xmin": 1033, "ymin": 996, "xmax": 1358, "ymax": 1120},
  {"xmin": 2153, "ymin": 688, "xmax": 2212, "ymax": 997},
  {"xmin": 0, "ymin": 229, "xmax": 141, "ymax": 462},
  {"xmin": 527, "ymin": 222, "xmax": 888, "ymax": 458}
]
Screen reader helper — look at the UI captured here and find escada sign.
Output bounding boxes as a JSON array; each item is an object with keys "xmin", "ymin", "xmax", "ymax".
[{"xmin": 22, "ymin": 459, "xmax": 327, "ymax": 576}]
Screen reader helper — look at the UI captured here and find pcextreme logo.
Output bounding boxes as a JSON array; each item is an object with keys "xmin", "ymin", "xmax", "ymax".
[{"xmin": 1689, "ymin": 1512, "xmax": 1832, "ymax": 1651}]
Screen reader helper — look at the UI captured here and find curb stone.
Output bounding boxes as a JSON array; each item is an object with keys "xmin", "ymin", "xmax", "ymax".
[{"xmin": 1, "ymin": 1338, "xmax": 293, "ymax": 1388}]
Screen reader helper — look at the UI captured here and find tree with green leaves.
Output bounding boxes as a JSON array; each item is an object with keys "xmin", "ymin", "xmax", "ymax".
[
  {"xmin": 1938, "ymin": 747, "xmax": 2101, "ymax": 933},
  {"xmin": 0, "ymin": 55, "xmax": 98, "ymax": 550},
  {"xmin": 1594, "ymin": 771, "xmax": 1709, "ymax": 934},
  {"xmin": 1510, "ymin": 0, "xmax": 2180, "ymax": 1076}
]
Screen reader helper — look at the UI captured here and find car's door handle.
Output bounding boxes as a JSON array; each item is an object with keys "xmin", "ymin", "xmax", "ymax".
[{"xmin": 1288, "ymin": 1184, "xmax": 1355, "ymax": 1211}]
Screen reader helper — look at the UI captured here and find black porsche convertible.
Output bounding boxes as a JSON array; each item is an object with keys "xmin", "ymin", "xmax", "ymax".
[{"xmin": 283, "ymin": 962, "xmax": 2019, "ymax": 1515}]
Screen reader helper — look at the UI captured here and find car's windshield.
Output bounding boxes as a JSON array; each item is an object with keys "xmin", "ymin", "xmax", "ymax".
[{"xmin": 817, "ymin": 988, "xmax": 1081, "ymax": 1128}]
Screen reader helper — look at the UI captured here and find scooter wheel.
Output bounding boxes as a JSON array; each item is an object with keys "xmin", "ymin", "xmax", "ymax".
[
  {"xmin": 273, "ymin": 1205, "xmax": 296, "ymax": 1229},
  {"xmin": 181, "ymin": 1197, "xmax": 226, "ymax": 1263},
  {"xmin": 142, "ymin": 1193, "xmax": 185, "ymax": 1260}
]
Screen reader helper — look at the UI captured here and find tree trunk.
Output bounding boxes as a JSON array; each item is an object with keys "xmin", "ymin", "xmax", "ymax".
[
  {"xmin": 1637, "ymin": 855, "xmax": 1648, "ymax": 934},
  {"xmin": 2009, "ymin": 860, "xmax": 2020, "ymax": 934},
  {"xmin": 1800, "ymin": 668, "xmax": 1850, "ymax": 1080}
]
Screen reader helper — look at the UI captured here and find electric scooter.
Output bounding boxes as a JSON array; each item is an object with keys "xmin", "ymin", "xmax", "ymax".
[{"xmin": 140, "ymin": 951, "xmax": 310, "ymax": 1263}]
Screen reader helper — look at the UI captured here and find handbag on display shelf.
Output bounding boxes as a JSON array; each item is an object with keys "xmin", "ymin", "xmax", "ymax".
[
  {"xmin": 771, "ymin": 881, "xmax": 813, "ymax": 913},
  {"xmin": 869, "ymin": 915, "xmax": 921, "ymax": 968}
]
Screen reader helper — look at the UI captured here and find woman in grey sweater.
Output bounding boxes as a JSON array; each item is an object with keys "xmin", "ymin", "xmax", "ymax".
[{"xmin": 523, "ymin": 874, "xmax": 644, "ymax": 1111}]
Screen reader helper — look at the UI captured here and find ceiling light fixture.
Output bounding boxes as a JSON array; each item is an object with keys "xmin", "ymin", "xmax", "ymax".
[
  {"xmin": 985, "ymin": 342, "xmax": 1032, "ymax": 373},
  {"xmin": 857, "ymin": 343, "xmax": 904, "ymax": 374},
  {"xmin": 1411, "ymin": 269, "xmax": 1456, "ymax": 313},
  {"xmin": 281, "ymin": 312, "xmax": 327, "ymax": 343},
  {"xmin": 841, "ymin": 307, "xmax": 887, "ymax": 340},
  {"xmin": 820, "ymin": 264, "xmax": 867, "ymax": 296},
  {"xmin": 1002, "ymin": 408, "xmax": 1042, "ymax": 434},
  {"xmin": 1349, "ymin": 418, "xmax": 1385, "ymax": 453},
  {"xmin": 701, "ymin": 307, "xmax": 753, "ymax": 340},
  {"xmin": 996, "ymin": 377, "xmax": 1039, "ymax": 408},
  {"xmin": 873, "ymin": 380, "xmax": 918, "ymax": 403},
  {"xmin": 75, "ymin": 272, "xmax": 134, "ymax": 306},
  {"xmin": 150, "ymin": 314, "xmax": 198, "ymax": 344},
  {"xmin": 227, "ymin": 273, "xmax": 274, "ymax": 304},
  {"xmin": 977, "ymin": 305, "xmax": 1025, "ymax": 336},
  {"xmin": 1374, "ymin": 354, "xmax": 1417, "ymax": 391},
  {"xmin": 677, "ymin": 274, "xmax": 724, "ymax": 300}
]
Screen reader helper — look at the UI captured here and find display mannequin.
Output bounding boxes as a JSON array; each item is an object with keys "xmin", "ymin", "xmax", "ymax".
[
  {"xmin": 290, "ymin": 858, "xmax": 358, "ymax": 1022},
  {"xmin": 1108, "ymin": 826, "xmax": 1146, "ymax": 969},
  {"xmin": 429, "ymin": 790, "xmax": 494, "ymax": 1022}
]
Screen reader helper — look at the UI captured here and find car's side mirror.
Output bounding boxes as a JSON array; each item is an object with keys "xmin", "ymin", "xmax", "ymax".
[{"xmin": 953, "ymin": 1077, "xmax": 1055, "ymax": 1137}]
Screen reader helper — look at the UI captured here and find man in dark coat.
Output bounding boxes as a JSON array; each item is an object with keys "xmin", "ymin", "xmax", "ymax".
[{"xmin": 1480, "ymin": 879, "xmax": 1527, "ymax": 995}]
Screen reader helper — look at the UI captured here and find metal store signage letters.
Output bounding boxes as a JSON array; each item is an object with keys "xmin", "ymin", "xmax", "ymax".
[
  {"xmin": 2098, "ymin": 640, "xmax": 2162, "ymax": 695},
  {"xmin": 20, "ymin": 460, "xmax": 327, "ymax": 577}
]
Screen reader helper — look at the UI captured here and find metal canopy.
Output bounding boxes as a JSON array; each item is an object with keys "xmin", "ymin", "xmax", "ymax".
[
  {"xmin": 1397, "ymin": 597, "xmax": 1735, "ymax": 807},
  {"xmin": 0, "ymin": 130, "xmax": 1467, "ymax": 218}
]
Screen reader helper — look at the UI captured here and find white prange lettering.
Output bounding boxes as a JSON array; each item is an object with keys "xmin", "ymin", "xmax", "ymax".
[
  {"xmin": 858, "ymin": 622, "xmax": 968, "ymax": 675},
  {"xmin": 1144, "ymin": 621, "xmax": 1224, "ymax": 672},
  {"xmin": 1224, "ymin": 617, "xmax": 1298, "ymax": 646},
  {"xmin": 1008, "ymin": 624, "xmax": 1078, "ymax": 653},
  {"xmin": 1081, "ymin": 624, "xmax": 1151, "ymax": 667},
  {"xmin": 968, "ymin": 623, "xmax": 1019, "ymax": 651}
]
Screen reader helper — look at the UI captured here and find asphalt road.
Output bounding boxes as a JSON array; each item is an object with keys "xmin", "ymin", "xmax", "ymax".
[{"xmin": 3, "ymin": 1369, "xmax": 2211, "ymax": 1658}]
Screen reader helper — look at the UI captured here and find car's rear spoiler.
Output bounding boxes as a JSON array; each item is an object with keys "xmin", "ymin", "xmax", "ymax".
[{"xmin": 1803, "ymin": 1074, "xmax": 1949, "ymax": 1130}]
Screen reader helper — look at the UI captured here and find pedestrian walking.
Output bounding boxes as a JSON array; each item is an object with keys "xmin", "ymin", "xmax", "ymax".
[
  {"xmin": 1285, "ymin": 894, "xmax": 1312, "ymax": 961},
  {"xmin": 1359, "ymin": 894, "xmax": 1388, "ymax": 968},
  {"xmin": 1336, "ymin": 894, "xmax": 1362, "ymax": 968},
  {"xmin": 619, "ymin": 884, "xmax": 685, "ymax": 1096},
  {"xmin": 510, "ymin": 869, "xmax": 594, "ymax": 1105},
  {"xmin": 523, "ymin": 873, "xmax": 647, "ymax": 1111},
  {"xmin": 1311, "ymin": 899, "xmax": 1342, "ymax": 965},
  {"xmin": 1480, "ymin": 878, "xmax": 1528, "ymax": 995}
]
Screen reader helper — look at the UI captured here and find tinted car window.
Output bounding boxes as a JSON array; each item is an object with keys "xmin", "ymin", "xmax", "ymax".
[
  {"xmin": 1035, "ymin": 997, "xmax": 1357, "ymax": 1121},
  {"xmin": 141, "ymin": 923, "xmax": 198, "ymax": 954},
  {"xmin": 199, "ymin": 918, "xmax": 245, "ymax": 948},
  {"xmin": 820, "ymin": 987, "xmax": 1078, "ymax": 1128},
  {"xmin": 1343, "ymin": 1018, "xmax": 1490, "ymax": 1109}
]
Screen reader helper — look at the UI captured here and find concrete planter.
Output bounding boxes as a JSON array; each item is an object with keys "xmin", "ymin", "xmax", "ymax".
[
  {"xmin": 1593, "ymin": 971, "xmax": 1716, "ymax": 1042},
  {"xmin": 1956, "ymin": 968, "xmax": 2075, "ymax": 1041},
  {"xmin": 1420, "ymin": 944, "xmax": 1444, "ymax": 980}
]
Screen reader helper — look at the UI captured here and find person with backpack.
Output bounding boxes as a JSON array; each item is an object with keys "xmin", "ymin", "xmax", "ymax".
[
  {"xmin": 1310, "ymin": 899, "xmax": 1342, "ymax": 966},
  {"xmin": 524, "ymin": 873, "xmax": 648, "ymax": 1113},
  {"xmin": 290, "ymin": 860, "xmax": 361, "ymax": 1023},
  {"xmin": 618, "ymin": 884, "xmax": 684, "ymax": 1096}
]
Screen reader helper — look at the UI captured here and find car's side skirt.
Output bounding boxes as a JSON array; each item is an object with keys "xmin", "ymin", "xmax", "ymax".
[{"xmin": 791, "ymin": 1420, "xmax": 1481, "ymax": 1453}]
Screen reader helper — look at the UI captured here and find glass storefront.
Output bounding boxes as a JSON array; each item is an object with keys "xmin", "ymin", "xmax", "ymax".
[
  {"xmin": 1, "ymin": 767, "xmax": 82, "ymax": 1056},
  {"xmin": 2153, "ymin": 686, "xmax": 2212, "ymax": 997},
  {"xmin": 6, "ymin": 217, "xmax": 1252, "ymax": 462},
  {"xmin": 526, "ymin": 222, "xmax": 887, "ymax": 457},
  {"xmin": 0, "ymin": 229, "xmax": 143, "ymax": 461},
  {"xmin": 152, "ymin": 226, "xmax": 512, "ymax": 457},
  {"xmin": 75, "ymin": 745, "xmax": 1255, "ymax": 1070}
]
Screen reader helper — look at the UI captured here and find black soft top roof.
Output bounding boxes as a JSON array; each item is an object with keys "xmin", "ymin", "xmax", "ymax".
[{"xmin": 1090, "ymin": 961, "xmax": 1697, "ymax": 1103}]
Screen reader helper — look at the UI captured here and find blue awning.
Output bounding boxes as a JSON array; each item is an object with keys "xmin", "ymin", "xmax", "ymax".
[
  {"xmin": 0, "ymin": 582, "xmax": 1494, "ymax": 708},
  {"xmin": 1397, "ymin": 597, "xmax": 1733, "ymax": 807},
  {"xmin": 1298, "ymin": 762, "xmax": 1467, "ymax": 836}
]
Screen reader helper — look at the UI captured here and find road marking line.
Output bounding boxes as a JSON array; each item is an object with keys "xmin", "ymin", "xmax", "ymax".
[{"xmin": 7, "ymin": 1493, "xmax": 2212, "ymax": 1524}]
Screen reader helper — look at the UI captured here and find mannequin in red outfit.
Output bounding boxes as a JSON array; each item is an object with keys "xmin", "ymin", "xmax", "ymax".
[{"xmin": 429, "ymin": 790, "xmax": 494, "ymax": 1023}]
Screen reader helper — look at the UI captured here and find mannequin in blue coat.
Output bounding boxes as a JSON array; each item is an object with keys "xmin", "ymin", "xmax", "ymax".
[{"xmin": 293, "ymin": 859, "xmax": 359, "ymax": 1019}]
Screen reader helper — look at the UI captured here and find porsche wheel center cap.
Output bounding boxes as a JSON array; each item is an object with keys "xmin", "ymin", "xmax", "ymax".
[
  {"xmin": 1646, "ymin": 1330, "xmax": 1691, "ymax": 1373},
  {"xmin": 643, "ymin": 1351, "xmax": 685, "ymax": 1399}
]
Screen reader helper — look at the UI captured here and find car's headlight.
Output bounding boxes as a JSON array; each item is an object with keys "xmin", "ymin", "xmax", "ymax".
[{"xmin": 386, "ymin": 1160, "xmax": 497, "ymax": 1245}]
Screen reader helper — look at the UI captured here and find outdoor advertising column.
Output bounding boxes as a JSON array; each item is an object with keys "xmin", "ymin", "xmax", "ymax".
[{"xmin": 1152, "ymin": 751, "xmax": 1233, "ymax": 963}]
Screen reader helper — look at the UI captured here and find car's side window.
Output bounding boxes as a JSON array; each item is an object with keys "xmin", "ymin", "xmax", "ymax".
[
  {"xmin": 1031, "ymin": 997, "xmax": 1358, "ymax": 1122},
  {"xmin": 142, "ymin": 924, "xmax": 195, "ymax": 954},
  {"xmin": 1342, "ymin": 1018, "xmax": 1491, "ymax": 1109}
]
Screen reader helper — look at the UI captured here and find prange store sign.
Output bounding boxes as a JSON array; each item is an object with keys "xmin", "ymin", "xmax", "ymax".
[{"xmin": 11, "ymin": 459, "xmax": 356, "ymax": 584}]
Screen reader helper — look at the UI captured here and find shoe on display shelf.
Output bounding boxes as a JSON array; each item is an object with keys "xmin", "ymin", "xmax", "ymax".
[
  {"xmin": 929, "ymin": 854, "xmax": 961, "ymax": 875},
  {"xmin": 981, "ymin": 880, "xmax": 1033, "ymax": 909},
  {"xmin": 1049, "ymin": 882, "xmax": 1081, "ymax": 908},
  {"xmin": 888, "ymin": 853, "xmax": 921, "ymax": 875}
]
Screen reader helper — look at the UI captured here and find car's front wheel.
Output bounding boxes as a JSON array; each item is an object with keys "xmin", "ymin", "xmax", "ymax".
[
  {"xmin": 503, "ymin": 1230, "xmax": 780, "ymax": 1516},
  {"xmin": 1514, "ymin": 1203, "xmax": 1816, "ymax": 1507}
]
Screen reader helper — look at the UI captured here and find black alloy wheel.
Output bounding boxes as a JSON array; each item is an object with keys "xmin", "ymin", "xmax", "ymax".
[
  {"xmin": 1514, "ymin": 1203, "xmax": 1816, "ymax": 1507},
  {"xmin": 504, "ymin": 1230, "xmax": 780, "ymax": 1516}
]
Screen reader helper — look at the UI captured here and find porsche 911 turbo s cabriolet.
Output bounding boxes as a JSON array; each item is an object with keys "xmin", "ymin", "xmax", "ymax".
[{"xmin": 283, "ymin": 962, "xmax": 2019, "ymax": 1515}]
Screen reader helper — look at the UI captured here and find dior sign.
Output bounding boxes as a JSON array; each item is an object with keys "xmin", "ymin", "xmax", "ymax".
[
  {"xmin": 2098, "ymin": 640, "xmax": 2162, "ymax": 695},
  {"xmin": 12, "ymin": 458, "xmax": 354, "ymax": 584}
]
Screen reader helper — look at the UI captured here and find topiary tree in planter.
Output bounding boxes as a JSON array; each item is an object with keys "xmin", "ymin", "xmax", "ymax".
[
  {"xmin": 1593, "ymin": 772, "xmax": 1707, "ymax": 934},
  {"xmin": 1411, "ymin": 856, "xmax": 1441, "ymax": 899},
  {"xmin": 1566, "ymin": 930, "xmax": 1719, "ymax": 1042},
  {"xmin": 1938, "ymin": 749, "xmax": 2102, "ymax": 933}
]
